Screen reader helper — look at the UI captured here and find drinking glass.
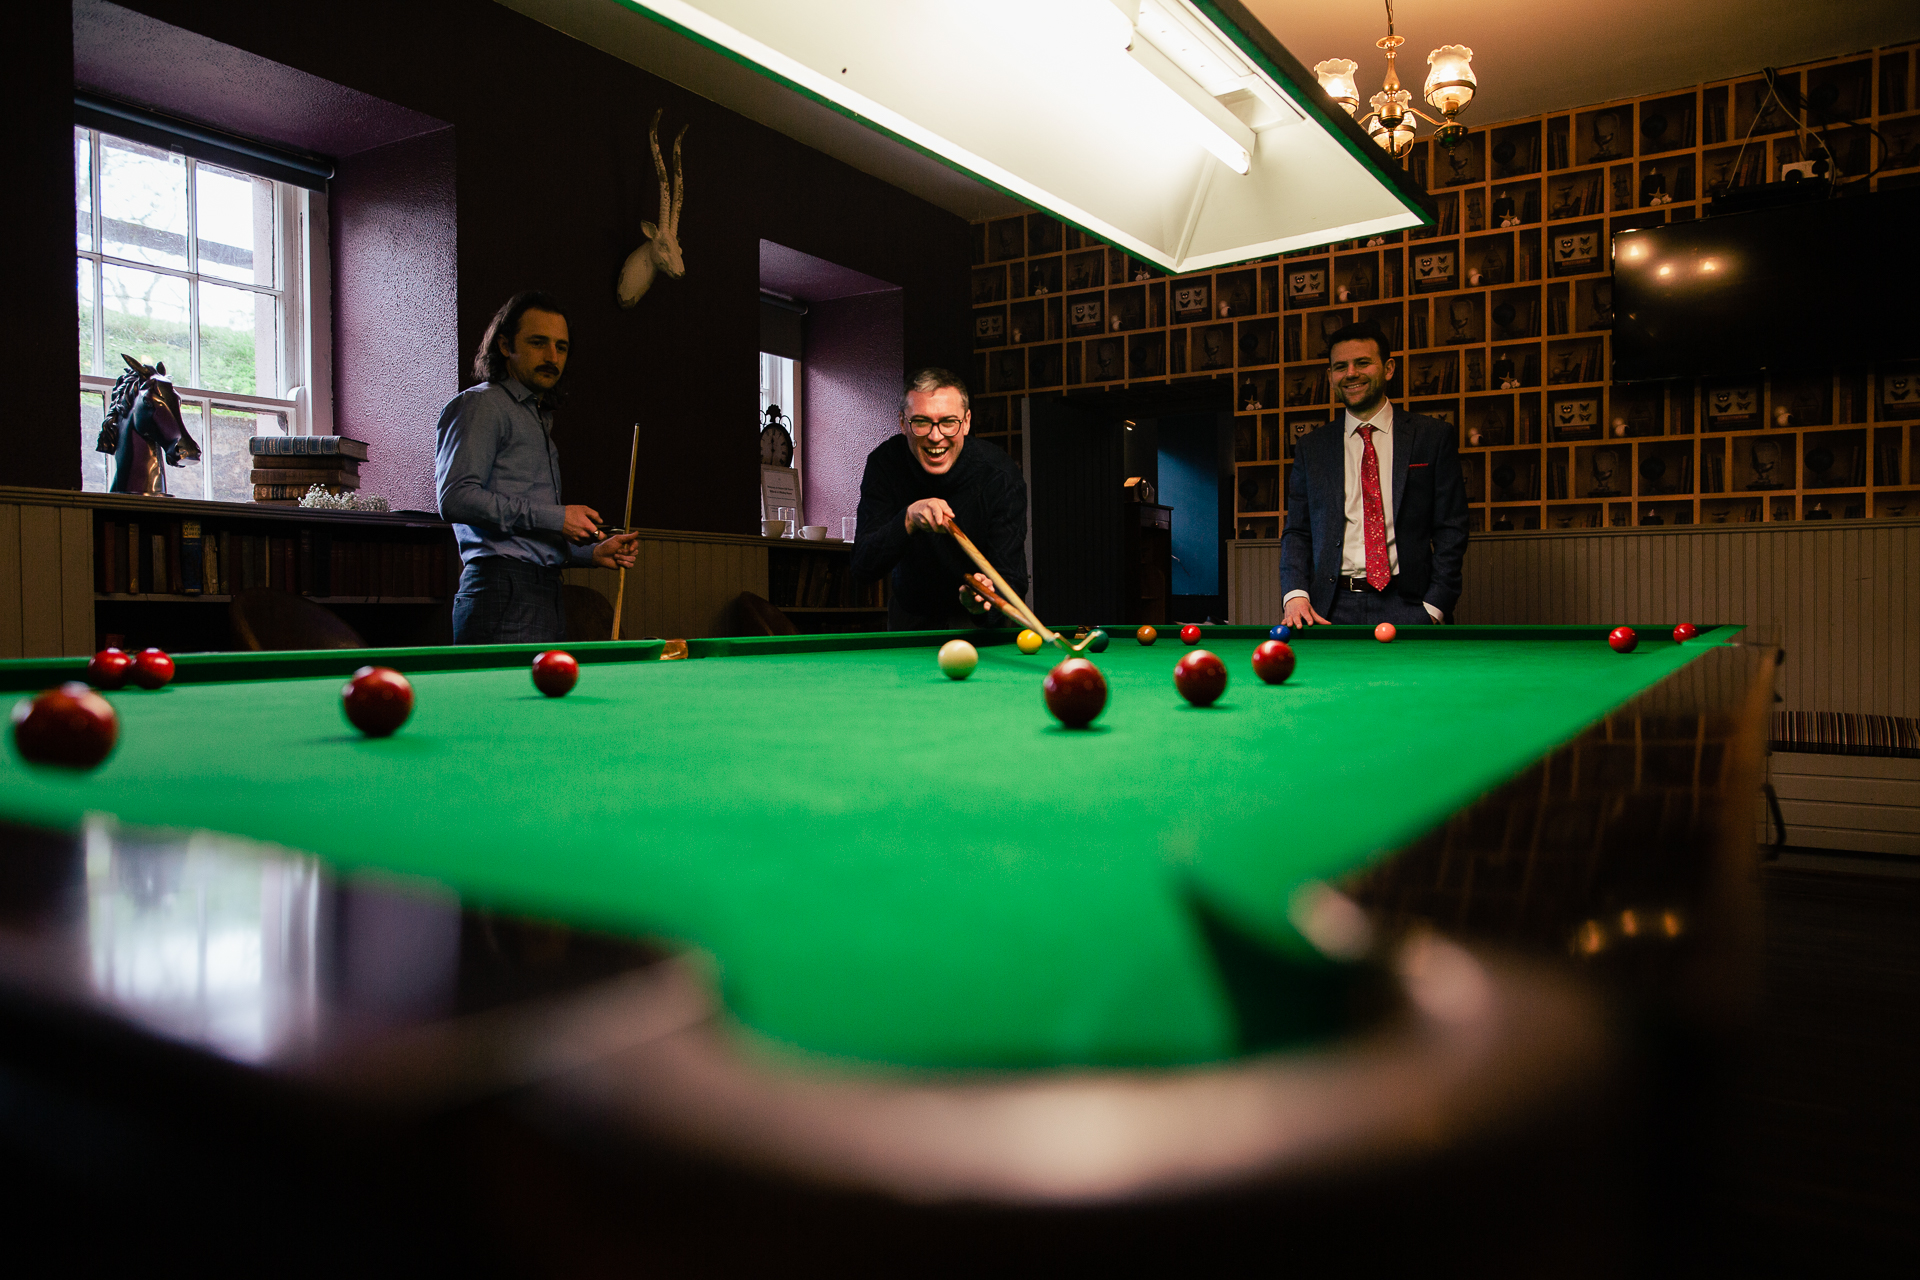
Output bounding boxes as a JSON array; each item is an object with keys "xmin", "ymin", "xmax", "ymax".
[{"xmin": 842, "ymin": 517, "xmax": 857, "ymax": 542}]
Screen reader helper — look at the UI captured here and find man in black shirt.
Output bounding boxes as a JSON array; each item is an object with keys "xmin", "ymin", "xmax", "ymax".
[{"xmin": 852, "ymin": 368, "xmax": 1028, "ymax": 631}]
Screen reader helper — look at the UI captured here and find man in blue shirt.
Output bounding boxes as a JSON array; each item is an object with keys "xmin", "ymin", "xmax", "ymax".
[{"xmin": 435, "ymin": 292, "xmax": 639, "ymax": 643}]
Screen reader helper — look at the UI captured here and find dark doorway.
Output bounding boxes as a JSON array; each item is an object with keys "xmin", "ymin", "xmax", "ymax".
[{"xmin": 1028, "ymin": 383, "xmax": 1233, "ymax": 624}]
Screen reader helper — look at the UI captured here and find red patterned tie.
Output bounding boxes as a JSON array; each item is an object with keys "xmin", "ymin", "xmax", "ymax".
[{"xmin": 1357, "ymin": 425, "xmax": 1391, "ymax": 592}]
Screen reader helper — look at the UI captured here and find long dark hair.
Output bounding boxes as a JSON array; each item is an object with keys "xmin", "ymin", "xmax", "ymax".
[{"xmin": 473, "ymin": 290, "xmax": 570, "ymax": 386}]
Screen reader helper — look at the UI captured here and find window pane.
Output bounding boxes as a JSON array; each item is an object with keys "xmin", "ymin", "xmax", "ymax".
[
  {"xmin": 163, "ymin": 401, "xmax": 207, "ymax": 503},
  {"xmin": 199, "ymin": 282, "xmax": 278, "ymax": 396},
  {"xmin": 77, "ymin": 257, "xmax": 97, "ymax": 376},
  {"xmin": 75, "ymin": 127, "xmax": 93, "ymax": 250},
  {"xmin": 210, "ymin": 407, "xmax": 287, "ymax": 504},
  {"xmin": 100, "ymin": 135, "xmax": 188, "ymax": 270},
  {"xmin": 80, "ymin": 390, "xmax": 110, "ymax": 494},
  {"xmin": 101, "ymin": 264, "xmax": 191, "ymax": 380},
  {"xmin": 196, "ymin": 163, "xmax": 275, "ymax": 286}
]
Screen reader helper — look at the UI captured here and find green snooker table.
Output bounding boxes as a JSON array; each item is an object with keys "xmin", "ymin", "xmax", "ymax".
[{"xmin": 0, "ymin": 624, "xmax": 1776, "ymax": 1270}]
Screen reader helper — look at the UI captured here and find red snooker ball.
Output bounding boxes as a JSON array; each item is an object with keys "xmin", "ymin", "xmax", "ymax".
[
  {"xmin": 130, "ymin": 647, "xmax": 175, "ymax": 690},
  {"xmin": 1179, "ymin": 623, "xmax": 1202, "ymax": 645},
  {"xmin": 1251, "ymin": 640, "xmax": 1296, "ymax": 685},
  {"xmin": 1374, "ymin": 622, "xmax": 1396, "ymax": 643},
  {"xmin": 531, "ymin": 649, "xmax": 579, "ymax": 697},
  {"xmin": 1673, "ymin": 623, "xmax": 1699, "ymax": 643},
  {"xmin": 1609, "ymin": 626, "xmax": 1638, "ymax": 654},
  {"xmin": 1043, "ymin": 658, "xmax": 1107, "ymax": 729},
  {"xmin": 1174, "ymin": 649, "xmax": 1228, "ymax": 707},
  {"xmin": 87, "ymin": 647, "xmax": 134, "ymax": 690},
  {"xmin": 342, "ymin": 665, "xmax": 414, "ymax": 736},
  {"xmin": 12, "ymin": 683, "xmax": 118, "ymax": 769}
]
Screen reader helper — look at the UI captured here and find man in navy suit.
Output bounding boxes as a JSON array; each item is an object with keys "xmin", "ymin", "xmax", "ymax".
[{"xmin": 1280, "ymin": 320, "xmax": 1468, "ymax": 628}]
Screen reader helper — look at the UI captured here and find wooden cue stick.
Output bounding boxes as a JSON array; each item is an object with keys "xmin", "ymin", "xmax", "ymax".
[
  {"xmin": 610, "ymin": 423, "xmax": 640, "ymax": 641},
  {"xmin": 945, "ymin": 519, "xmax": 1055, "ymax": 642}
]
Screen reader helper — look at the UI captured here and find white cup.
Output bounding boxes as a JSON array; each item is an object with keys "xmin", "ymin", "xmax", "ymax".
[
  {"xmin": 762, "ymin": 518, "xmax": 789, "ymax": 537},
  {"xmin": 800, "ymin": 525, "xmax": 828, "ymax": 540}
]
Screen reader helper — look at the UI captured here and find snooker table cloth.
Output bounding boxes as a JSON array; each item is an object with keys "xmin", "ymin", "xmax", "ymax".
[{"xmin": 0, "ymin": 625, "xmax": 1741, "ymax": 1071}]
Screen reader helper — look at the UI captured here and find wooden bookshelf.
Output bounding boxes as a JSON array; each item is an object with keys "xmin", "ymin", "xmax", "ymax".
[{"xmin": 968, "ymin": 39, "xmax": 1920, "ymax": 538}]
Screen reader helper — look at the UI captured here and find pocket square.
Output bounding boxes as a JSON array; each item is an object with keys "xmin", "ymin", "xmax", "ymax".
[{"xmin": 1407, "ymin": 462, "xmax": 1429, "ymax": 469}]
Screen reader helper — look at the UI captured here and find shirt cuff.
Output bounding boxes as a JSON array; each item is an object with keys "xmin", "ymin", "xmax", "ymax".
[
  {"xmin": 1283, "ymin": 590, "xmax": 1309, "ymax": 604},
  {"xmin": 1423, "ymin": 601, "xmax": 1444, "ymax": 622},
  {"xmin": 533, "ymin": 502, "xmax": 568, "ymax": 534}
]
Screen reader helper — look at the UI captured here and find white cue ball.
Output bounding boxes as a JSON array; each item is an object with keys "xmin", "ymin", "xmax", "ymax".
[{"xmin": 938, "ymin": 639, "xmax": 979, "ymax": 680}]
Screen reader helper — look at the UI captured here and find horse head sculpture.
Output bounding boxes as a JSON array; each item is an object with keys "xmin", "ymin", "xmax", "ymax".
[
  {"xmin": 96, "ymin": 353, "xmax": 201, "ymax": 495},
  {"xmin": 616, "ymin": 109, "xmax": 687, "ymax": 308}
]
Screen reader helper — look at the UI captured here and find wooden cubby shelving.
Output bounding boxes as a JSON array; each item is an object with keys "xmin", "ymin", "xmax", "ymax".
[{"xmin": 968, "ymin": 39, "xmax": 1920, "ymax": 537}]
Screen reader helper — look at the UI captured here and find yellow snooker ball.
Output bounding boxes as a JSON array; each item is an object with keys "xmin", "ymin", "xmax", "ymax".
[{"xmin": 1016, "ymin": 629, "xmax": 1043, "ymax": 655}]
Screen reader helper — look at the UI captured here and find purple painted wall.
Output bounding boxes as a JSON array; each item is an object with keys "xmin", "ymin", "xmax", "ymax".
[
  {"xmin": 802, "ymin": 291, "xmax": 904, "ymax": 534},
  {"xmin": 331, "ymin": 129, "xmax": 459, "ymax": 513}
]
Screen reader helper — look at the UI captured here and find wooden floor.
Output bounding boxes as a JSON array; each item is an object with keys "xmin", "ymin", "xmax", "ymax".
[{"xmin": 1715, "ymin": 852, "xmax": 1920, "ymax": 1272}]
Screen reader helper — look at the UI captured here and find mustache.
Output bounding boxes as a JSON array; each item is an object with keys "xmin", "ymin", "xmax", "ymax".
[{"xmin": 536, "ymin": 364, "xmax": 561, "ymax": 376}]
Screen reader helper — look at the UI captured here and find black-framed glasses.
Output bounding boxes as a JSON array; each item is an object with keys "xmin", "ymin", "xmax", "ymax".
[{"xmin": 906, "ymin": 415, "xmax": 966, "ymax": 437}]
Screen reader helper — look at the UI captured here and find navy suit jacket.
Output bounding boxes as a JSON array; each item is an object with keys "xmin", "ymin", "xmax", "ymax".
[{"xmin": 1279, "ymin": 409, "xmax": 1469, "ymax": 618}]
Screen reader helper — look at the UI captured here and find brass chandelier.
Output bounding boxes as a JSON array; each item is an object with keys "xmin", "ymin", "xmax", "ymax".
[{"xmin": 1313, "ymin": 1, "xmax": 1477, "ymax": 159}]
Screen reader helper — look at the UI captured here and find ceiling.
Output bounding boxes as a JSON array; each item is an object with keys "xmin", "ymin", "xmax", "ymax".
[{"xmin": 499, "ymin": 1, "xmax": 1919, "ymax": 224}]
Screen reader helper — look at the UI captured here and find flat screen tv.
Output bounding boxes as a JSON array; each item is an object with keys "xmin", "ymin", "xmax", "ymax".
[{"xmin": 1611, "ymin": 188, "xmax": 1920, "ymax": 382}]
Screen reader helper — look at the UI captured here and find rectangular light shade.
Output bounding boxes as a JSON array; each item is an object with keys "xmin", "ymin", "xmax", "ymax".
[{"xmin": 619, "ymin": 0, "xmax": 1430, "ymax": 271}]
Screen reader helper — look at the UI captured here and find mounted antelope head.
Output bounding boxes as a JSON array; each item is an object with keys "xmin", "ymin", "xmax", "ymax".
[{"xmin": 617, "ymin": 109, "xmax": 687, "ymax": 308}]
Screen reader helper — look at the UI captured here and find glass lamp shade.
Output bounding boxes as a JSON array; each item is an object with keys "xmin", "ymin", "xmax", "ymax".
[
  {"xmin": 1424, "ymin": 45, "xmax": 1477, "ymax": 115},
  {"xmin": 1366, "ymin": 88, "xmax": 1416, "ymax": 154},
  {"xmin": 1313, "ymin": 58, "xmax": 1361, "ymax": 114}
]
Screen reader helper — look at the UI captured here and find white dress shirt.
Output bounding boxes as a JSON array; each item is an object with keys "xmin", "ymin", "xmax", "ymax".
[{"xmin": 1285, "ymin": 401, "xmax": 1443, "ymax": 621}]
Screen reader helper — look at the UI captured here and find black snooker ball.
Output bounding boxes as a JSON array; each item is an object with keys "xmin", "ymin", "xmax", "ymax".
[
  {"xmin": 1043, "ymin": 658, "xmax": 1107, "ymax": 728},
  {"xmin": 1174, "ymin": 650, "xmax": 1227, "ymax": 707},
  {"xmin": 342, "ymin": 666, "xmax": 414, "ymax": 736},
  {"xmin": 532, "ymin": 649, "xmax": 579, "ymax": 697},
  {"xmin": 12, "ymin": 683, "xmax": 118, "ymax": 769}
]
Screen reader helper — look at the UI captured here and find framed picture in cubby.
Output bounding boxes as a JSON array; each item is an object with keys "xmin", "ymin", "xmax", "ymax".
[
  {"xmin": 973, "ymin": 308, "xmax": 1006, "ymax": 347},
  {"xmin": 1410, "ymin": 249, "xmax": 1456, "ymax": 292},
  {"xmin": 1087, "ymin": 338, "xmax": 1124, "ymax": 382},
  {"xmin": 1284, "ymin": 263, "xmax": 1328, "ymax": 308},
  {"xmin": 1705, "ymin": 385, "xmax": 1761, "ymax": 429},
  {"xmin": 1434, "ymin": 294, "xmax": 1484, "ymax": 346},
  {"xmin": 1172, "ymin": 279, "xmax": 1210, "ymax": 321},
  {"xmin": 1067, "ymin": 294, "xmax": 1104, "ymax": 337},
  {"xmin": 1191, "ymin": 323, "xmax": 1232, "ymax": 371},
  {"xmin": 1550, "ymin": 395, "xmax": 1602, "ymax": 440},
  {"xmin": 1550, "ymin": 226, "xmax": 1602, "ymax": 276}
]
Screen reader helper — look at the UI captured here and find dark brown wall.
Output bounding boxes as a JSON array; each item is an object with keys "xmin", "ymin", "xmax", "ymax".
[
  {"xmin": 42, "ymin": 0, "xmax": 971, "ymax": 533},
  {"xmin": 9, "ymin": 2, "xmax": 81, "ymax": 490}
]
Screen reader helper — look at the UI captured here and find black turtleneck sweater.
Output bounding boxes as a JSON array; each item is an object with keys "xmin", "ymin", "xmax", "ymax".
[{"xmin": 851, "ymin": 434, "xmax": 1029, "ymax": 631}]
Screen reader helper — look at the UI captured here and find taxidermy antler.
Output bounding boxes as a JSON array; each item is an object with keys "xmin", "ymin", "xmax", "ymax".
[{"xmin": 617, "ymin": 109, "xmax": 687, "ymax": 307}]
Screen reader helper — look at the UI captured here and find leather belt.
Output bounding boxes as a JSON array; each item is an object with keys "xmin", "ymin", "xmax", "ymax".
[{"xmin": 1339, "ymin": 574, "xmax": 1384, "ymax": 592}]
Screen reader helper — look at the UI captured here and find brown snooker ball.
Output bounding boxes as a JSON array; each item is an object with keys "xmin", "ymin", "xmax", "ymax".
[
  {"xmin": 342, "ymin": 665, "xmax": 414, "ymax": 736},
  {"xmin": 532, "ymin": 649, "xmax": 580, "ymax": 697},
  {"xmin": 1043, "ymin": 658, "xmax": 1107, "ymax": 728},
  {"xmin": 1135, "ymin": 625, "xmax": 1158, "ymax": 646},
  {"xmin": 12, "ymin": 683, "xmax": 118, "ymax": 769},
  {"xmin": 1179, "ymin": 623, "xmax": 1202, "ymax": 645},
  {"xmin": 130, "ymin": 647, "xmax": 175, "ymax": 690},
  {"xmin": 87, "ymin": 647, "xmax": 134, "ymax": 690},
  {"xmin": 1174, "ymin": 649, "xmax": 1228, "ymax": 707},
  {"xmin": 1251, "ymin": 639, "xmax": 1296, "ymax": 684}
]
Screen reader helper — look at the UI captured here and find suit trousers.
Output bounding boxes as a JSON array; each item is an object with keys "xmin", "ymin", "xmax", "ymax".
[
  {"xmin": 1326, "ymin": 580, "xmax": 1434, "ymax": 626},
  {"xmin": 452, "ymin": 555, "xmax": 565, "ymax": 644}
]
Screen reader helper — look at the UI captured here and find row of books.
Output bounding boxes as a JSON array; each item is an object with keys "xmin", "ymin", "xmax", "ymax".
[
  {"xmin": 767, "ymin": 549, "xmax": 883, "ymax": 610},
  {"xmin": 97, "ymin": 518, "xmax": 453, "ymax": 599}
]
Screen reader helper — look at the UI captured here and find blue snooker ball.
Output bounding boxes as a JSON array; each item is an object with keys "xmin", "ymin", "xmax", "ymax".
[{"xmin": 1270, "ymin": 624, "xmax": 1292, "ymax": 641}]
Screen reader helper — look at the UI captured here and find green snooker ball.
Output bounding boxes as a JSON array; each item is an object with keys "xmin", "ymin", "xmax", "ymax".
[{"xmin": 938, "ymin": 639, "xmax": 979, "ymax": 680}]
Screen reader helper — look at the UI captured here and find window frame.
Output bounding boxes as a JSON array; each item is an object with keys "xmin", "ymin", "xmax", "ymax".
[{"xmin": 76, "ymin": 124, "xmax": 330, "ymax": 501}]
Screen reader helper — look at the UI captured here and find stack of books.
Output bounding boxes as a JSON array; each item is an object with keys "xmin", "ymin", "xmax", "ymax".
[{"xmin": 249, "ymin": 436, "xmax": 370, "ymax": 503}]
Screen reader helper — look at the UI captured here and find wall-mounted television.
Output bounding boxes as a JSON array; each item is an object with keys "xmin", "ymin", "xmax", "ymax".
[{"xmin": 1611, "ymin": 189, "xmax": 1920, "ymax": 383}]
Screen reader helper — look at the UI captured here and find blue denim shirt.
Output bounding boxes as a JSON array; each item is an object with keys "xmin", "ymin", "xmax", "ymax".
[{"xmin": 434, "ymin": 378, "xmax": 594, "ymax": 568}]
